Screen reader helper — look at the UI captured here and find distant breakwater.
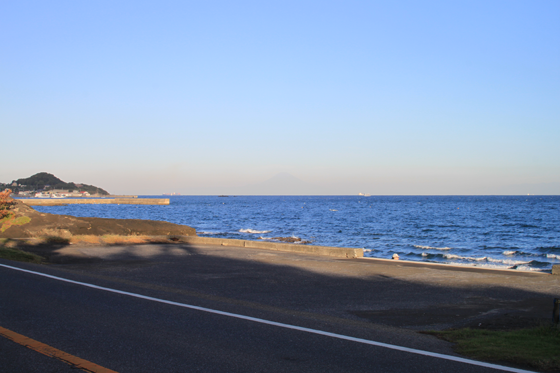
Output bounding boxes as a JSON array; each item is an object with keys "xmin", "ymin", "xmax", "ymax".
[{"xmin": 20, "ymin": 198, "xmax": 169, "ymax": 206}]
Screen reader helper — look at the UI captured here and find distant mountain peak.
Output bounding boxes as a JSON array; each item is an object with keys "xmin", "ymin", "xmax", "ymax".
[
  {"xmin": 266, "ymin": 172, "xmax": 305, "ymax": 183},
  {"xmin": 232, "ymin": 172, "xmax": 314, "ymax": 195}
]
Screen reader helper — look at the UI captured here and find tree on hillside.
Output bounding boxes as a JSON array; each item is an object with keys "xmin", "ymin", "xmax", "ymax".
[
  {"xmin": 7, "ymin": 172, "xmax": 110, "ymax": 195},
  {"xmin": 0, "ymin": 189, "xmax": 15, "ymax": 219},
  {"xmin": 16, "ymin": 172, "xmax": 75, "ymax": 190}
]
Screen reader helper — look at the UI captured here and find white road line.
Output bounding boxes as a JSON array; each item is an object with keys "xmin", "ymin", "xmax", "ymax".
[{"xmin": 0, "ymin": 263, "xmax": 535, "ymax": 373}]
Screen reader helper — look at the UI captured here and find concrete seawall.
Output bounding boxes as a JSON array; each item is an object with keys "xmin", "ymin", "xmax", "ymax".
[
  {"xmin": 20, "ymin": 198, "xmax": 169, "ymax": 206},
  {"xmin": 162, "ymin": 236, "xmax": 364, "ymax": 259},
  {"xmin": 168, "ymin": 236, "xmax": 364, "ymax": 259}
]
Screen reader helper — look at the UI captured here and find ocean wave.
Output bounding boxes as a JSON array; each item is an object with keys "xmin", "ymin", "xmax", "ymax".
[
  {"xmin": 546, "ymin": 253, "xmax": 560, "ymax": 259},
  {"xmin": 414, "ymin": 245, "xmax": 452, "ymax": 251},
  {"xmin": 388, "ymin": 252, "xmax": 550, "ymax": 272},
  {"xmin": 501, "ymin": 223, "xmax": 539, "ymax": 228},
  {"xmin": 502, "ymin": 250, "xmax": 518, "ymax": 256},
  {"xmin": 437, "ymin": 253, "xmax": 546, "ymax": 269},
  {"xmin": 501, "ymin": 249, "xmax": 540, "ymax": 258},
  {"xmin": 486, "ymin": 257, "xmax": 531, "ymax": 266},
  {"xmin": 239, "ymin": 229, "xmax": 271, "ymax": 234},
  {"xmin": 513, "ymin": 265, "xmax": 547, "ymax": 272},
  {"xmin": 450, "ymin": 262, "xmax": 547, "ymax": 272},
  {"xmin": 198, "ymin": 231, "xmax": 238, "ymax": 236},
  {"xmin": 444, "ymin": 254, "xmax": 487, "ymax": 261},
  {"xmin": 527, "ymin": 260, "xmax": 551, "ymax": 268},
  {"xmin": 441, "ymin": 254, "xmax": 535, "ymax": 266},
  {"xmin": 537, "ymin": 246, "xmax": 560, "ymax": 251}
]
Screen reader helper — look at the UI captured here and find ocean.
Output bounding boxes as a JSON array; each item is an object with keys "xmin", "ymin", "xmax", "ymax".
[{"xmin": 32, "ymin": 195, "xmax": 560, "ymax": 272}]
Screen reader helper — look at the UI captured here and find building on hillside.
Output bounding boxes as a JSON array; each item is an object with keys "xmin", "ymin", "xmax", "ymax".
[{"xmin": 49, "ymin": 189, "xmax": 69, "ymax": 194}]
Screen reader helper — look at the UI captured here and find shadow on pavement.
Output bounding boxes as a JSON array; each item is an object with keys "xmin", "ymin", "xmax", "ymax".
[{"xmin": 9, "ymin": 240, "xmax": 560, "ymax": 332}]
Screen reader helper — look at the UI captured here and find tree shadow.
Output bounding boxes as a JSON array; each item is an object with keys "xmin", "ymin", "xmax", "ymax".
[{"xmin": 10, "ymin": 240, "xmax": 556, "ymax": 333}]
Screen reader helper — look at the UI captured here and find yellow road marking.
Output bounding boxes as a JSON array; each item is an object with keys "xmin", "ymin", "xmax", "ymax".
[{"xmin": 0, "ymin": 326, "xmax": 118, "ymax": 373}]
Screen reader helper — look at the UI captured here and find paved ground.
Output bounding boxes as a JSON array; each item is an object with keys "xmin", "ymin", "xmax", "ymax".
[{"xmin": 1, "ymin": 242, "xmax": 559, "ymax": 372}]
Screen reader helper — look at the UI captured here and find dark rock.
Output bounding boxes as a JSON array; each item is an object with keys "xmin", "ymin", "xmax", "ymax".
[{"xmin": 261, "ymin": 236, "xmax": 312, "ymax": 244}]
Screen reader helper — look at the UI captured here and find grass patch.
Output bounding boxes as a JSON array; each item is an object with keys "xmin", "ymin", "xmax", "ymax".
[
  {"xmin": 1, "ymin": 215, "xmax": 32, "ymax": 233},
  {"xmin": 0, "ymin": 246, "xmax": 44, "ymax": 263},
  {"xmin": 70, "ymin": 235, "xmax": 102, "ymax": 245},
  {"xmin": 429, "ymin": 326, "xmax": 560, "ymax": 371}
]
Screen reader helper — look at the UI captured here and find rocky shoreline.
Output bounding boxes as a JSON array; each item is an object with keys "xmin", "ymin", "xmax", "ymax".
[{"xmin": 0, "ymin": 201, "xmax": 196, "ymax": 239}]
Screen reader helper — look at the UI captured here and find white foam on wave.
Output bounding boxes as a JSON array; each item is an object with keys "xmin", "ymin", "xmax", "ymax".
[
  {"xmin": 414, "ymin": 245, "xmax": 452, "ymax": 251},
  {"xmin": 546, "ymin": 253, "xmax": 560, "ymax": 259},
  {"xmin": 502, "ymin": 250, "xmax": 517, "ymax": 256},
  {"xmin": 514, "ymin": 265, "xmax": 547, "ymax": 272},
  {"xmin": 486, "ymin": 257, "xmax": 530, "ymax": 265},
  {"xmin": 441, "ymin": 253, "xmax": 540, "ymax": 269},
  {"xmin": 444, "ymin": 254, "xmax": 487, "ymax": 261},
  {"xmin": 239, "ymin": 229, "xmax": 271, "ymax": 234},
  {"xmin": 449, "ymin": 262, "xmax": 545, "ymax": 272},
  {"xmin": 442, "ymin": 254, "xmax": 532, "ymax": 266},
  {"xmin": 199, "ymin": 231, "xmax": 224, "ymax": 235},
  {"xmin": 421, "ymin": 252, "xmax": 428, "ymax": 257}
]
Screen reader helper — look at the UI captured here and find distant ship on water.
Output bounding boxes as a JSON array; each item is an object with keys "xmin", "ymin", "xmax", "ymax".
[
  {"xmin": 163, "ymin": 193, "xmax": 181, "ymax": 196},
  {"xmin": 358, "ymin": 193, "xmax": 371, "ymax": 197}
]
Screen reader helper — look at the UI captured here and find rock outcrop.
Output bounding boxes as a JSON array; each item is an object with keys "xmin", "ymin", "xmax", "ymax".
[{"xmin": 0, "ymin": 201, "xmax": 196, "ymax": 238}]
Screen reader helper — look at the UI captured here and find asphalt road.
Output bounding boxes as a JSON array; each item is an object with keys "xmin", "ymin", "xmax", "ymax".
[{"xmin": 1, "ymin": 243, "xmax": 557, "ymax": 372}]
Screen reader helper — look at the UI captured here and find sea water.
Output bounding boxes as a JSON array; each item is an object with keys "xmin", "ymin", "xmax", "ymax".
[{"xmin": 33, "ymin": 195, "xmax": 560, "ymax": 272}]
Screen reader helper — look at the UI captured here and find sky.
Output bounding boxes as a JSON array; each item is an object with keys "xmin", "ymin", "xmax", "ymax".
[{"xmin": 1, "ymin": 0, "xmax": 559, "ymax": 195}]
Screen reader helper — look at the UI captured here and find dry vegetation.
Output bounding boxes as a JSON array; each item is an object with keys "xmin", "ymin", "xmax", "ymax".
[
  {"xmin": 0, "ymin": 189, "xmax": 15, "ymax": 219},
  {"xmin": 71, "ymin": 235, "xmax": 160, "ymax": 245}
]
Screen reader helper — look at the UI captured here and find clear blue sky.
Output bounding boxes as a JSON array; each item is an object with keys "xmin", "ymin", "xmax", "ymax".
[{"xmin": 2, "ymin": 0, "xmax": 559, "ymax": 194}]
